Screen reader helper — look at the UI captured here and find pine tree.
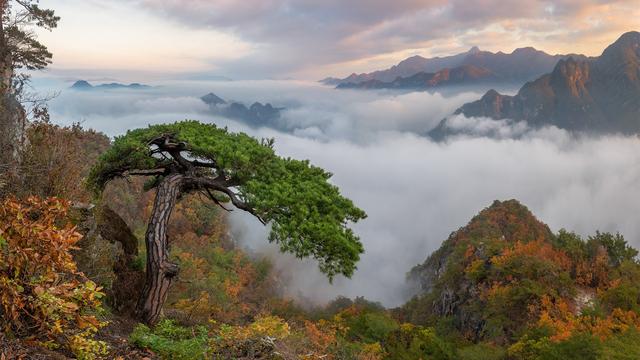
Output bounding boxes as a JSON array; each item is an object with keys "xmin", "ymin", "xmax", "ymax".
[{"xmin": 89, "ymin": 121, "xmax": 367, "ymax": 324}]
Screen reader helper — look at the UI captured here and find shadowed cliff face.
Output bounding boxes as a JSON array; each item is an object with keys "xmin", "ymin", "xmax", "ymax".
[
  {"xmin": 434, "ymin": 31, "xmax": 640, "ymax": 137},
  {"xmin": 72, "ymin": 204, "xmax": 144, "ymax": 314}
]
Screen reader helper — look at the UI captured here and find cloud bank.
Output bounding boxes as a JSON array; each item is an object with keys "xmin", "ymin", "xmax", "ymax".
[
  {"xmin": 40, "ymin": 79, "xmax": 640, "ymax": 307},
  {"xmin": 231, "ymin": 129, "xmax": 640, "ymax": 306},
  {"xmin": 44, "ymin": 79, "xmax": 487, "ymax": 141},
  {"xmin": 123, "ymin": 0, "xmax": 639, "ymax": 78}
]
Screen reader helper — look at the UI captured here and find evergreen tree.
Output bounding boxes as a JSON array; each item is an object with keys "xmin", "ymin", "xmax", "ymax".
[{"xmin": 89, "ymin": 120, "xmax": 367, "ymax": 324}]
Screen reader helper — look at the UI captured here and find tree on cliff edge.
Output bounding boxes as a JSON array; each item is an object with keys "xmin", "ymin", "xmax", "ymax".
[
  {"xmin": 0, "ymin": 0, "xmax": 59, "ymax": 195},
  {"xmin": 1, "ymin": 0, "xmax": 58, "ymax": 92},
  {"xmin": 88, "ymin": 120, "xmax": 367, "ymax": 325}
]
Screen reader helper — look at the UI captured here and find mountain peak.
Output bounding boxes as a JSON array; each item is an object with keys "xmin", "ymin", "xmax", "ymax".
[
  {"xmin": 468, "ymin": 46, "xmax": 480, "ymax": 53},
  {"xmin": 454, "ymin": 199, "xmax": 553, "ymax": 246},
  {"xmin": 614, "ymin": 31, "xmax": 640, "ymax": 44},
  {"xmin": 201, "ymin": 92, "xmax": 226, "ymax": 106},
  {"xmin": 404, "ymin": 199, "xmax": 557, "ymax": 339},
  {"xmin": 481, "ymin": 88, "xmax": 501, "ymax": 99},
  {"xmin": 512, "ymin": 46, "xmax": 539, "ymax": 55},
  {"xmin": 70, "ymin": 80, "xmax": 92, "ymax": 90},
  {"xmin": 599, "ymin": 30, "xmax": 640, "ymax": 61}
]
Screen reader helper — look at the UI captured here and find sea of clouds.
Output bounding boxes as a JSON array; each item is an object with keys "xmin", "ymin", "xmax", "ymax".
[{"xmin": 34, "ymin": 78, "xmax": 640, "ymax": 307}]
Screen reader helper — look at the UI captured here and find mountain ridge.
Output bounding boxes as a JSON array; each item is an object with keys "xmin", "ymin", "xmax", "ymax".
[
  {"xmin": 336, "ymin": 64, "xmax": 498, "ymax": 90},
  {"xmin": 70, "ymin": 80, "xmax": 151, "ymax": 90},
  {"xmin": 431, "ymin": 31, "xmax": 640, "ymax": 137},
  {"xmin": 200, "ymin": 92, "xmax": 284, "ymax": 128},
  {"xmin": 324, "ymin": 46, "xmax": 588, "ymax": 89}
]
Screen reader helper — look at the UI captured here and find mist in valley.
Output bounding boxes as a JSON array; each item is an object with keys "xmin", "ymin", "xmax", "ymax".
[{"xmin": 36, "ymin": 78, "xmax": 640, "ymax": 307}]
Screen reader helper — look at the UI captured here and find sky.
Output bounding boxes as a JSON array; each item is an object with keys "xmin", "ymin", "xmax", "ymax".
[{"xmin": 35, "ymin": 0, "xmax": 639, "ymax": 80}]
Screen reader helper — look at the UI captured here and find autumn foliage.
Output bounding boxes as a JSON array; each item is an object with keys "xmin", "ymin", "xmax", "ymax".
[
  {"xmin": 0, "ymin": 197, "xmax": 106, "ymax": 358},
  {"xmin": 2, "ymin": 121, "xmax": 110, "ymax": 201},
  {"xmin": 401, "ymin": 200, "xmax": 640, "ymax": 359}
]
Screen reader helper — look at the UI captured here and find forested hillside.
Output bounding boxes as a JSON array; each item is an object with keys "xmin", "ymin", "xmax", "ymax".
[{"xmin": 400, "ymin": 200, "xmax": 640, "ymax": 358}]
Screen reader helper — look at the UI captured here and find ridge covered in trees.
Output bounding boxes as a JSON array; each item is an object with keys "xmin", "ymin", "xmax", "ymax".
[{"xmin": 399, "ymin": 200, "xmax": 640, "ymax": 359}]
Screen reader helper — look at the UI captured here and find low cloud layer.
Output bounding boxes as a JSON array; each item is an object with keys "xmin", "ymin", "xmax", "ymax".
[
  {"xmin": 40, "ymin": 79, "xmax": 640, "ymax": 307},
  {"xmin": 231, "ymin": 129, "xmax": 640, "ymax": 306},
  {"xmin": 43, "ymin": 79, "xmax": 487, "ymax": 141}
]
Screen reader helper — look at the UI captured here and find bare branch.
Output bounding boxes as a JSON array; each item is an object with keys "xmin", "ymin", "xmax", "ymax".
[
  {"xmin": 203, "ymin": 188, "xmax": 233, "ymax": 212},
  {"xmin": 185, "ymin": 176, "xmax": 267, "ymax": 225},
  {"xmin": 127, "ymin": 169, "xmax": 166, "ymax": 177}
]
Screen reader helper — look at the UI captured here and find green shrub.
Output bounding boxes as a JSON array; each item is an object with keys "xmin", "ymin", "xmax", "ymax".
[
  {"xmin": 383, "ymin": 324, "xmax": 455, "ymax": 360},
  {"xmin": 509, "ymin": 332, "xmax": 602, "ymax": 360},
  {"xmin": 130, "ymin": 320, "xmax": 208, "ymax": 360},
  {"xmin": 538, "ymin": 333, "xmax": 602, "ymax": 360},
  {"xmin": 345, "ymin": 311, "xmax": 399, "ymax": 344},
  {"xmin": 601, "ymin": 328, "xmax": 640, "ymax": 359},
  {"xmin": 457, "ymin": 343, "xmax": 506, "ymax": 360}
]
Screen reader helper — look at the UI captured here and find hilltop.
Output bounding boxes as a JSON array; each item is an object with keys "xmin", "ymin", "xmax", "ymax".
[{"xmin": 399, "ymin": 199, "xmax": 640, "ymax": 353}]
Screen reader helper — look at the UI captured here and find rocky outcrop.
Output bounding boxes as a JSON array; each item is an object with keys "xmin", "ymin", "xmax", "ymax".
[
  {"xmin": 72, "ymin": 203, "xmax": 144, "ymax": 314},
  {"xmin": 200, "ymin": 92, "xmax": 284, "ymax": 128},
  {"xmin": 201, "ymin": 92, "xmax": 226, "ymax": 106}
]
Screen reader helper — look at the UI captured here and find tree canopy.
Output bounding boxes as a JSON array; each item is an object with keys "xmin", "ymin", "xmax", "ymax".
[
  {"xmin": 88, "ymin": 120, "xmax": 367, "ymax": 279},
  {"xmin": 2, "ymin": 0, "xmax": 59, "ymax": 71}
]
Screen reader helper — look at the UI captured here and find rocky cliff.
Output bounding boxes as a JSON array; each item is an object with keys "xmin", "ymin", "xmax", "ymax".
[{"xmin": 433, "ymin": 31, "xmax": 640, "ymax": 136}]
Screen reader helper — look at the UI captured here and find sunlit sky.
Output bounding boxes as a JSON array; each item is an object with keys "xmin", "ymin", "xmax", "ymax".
[{"xmin": 35, "ymin": 0, "xmax": 639, "ymax": 81}]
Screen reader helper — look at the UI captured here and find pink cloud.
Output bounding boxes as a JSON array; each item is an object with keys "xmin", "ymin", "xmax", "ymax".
[{"xmin": 123, "ymin": 0, "xmax": 638, "ymax": 78}]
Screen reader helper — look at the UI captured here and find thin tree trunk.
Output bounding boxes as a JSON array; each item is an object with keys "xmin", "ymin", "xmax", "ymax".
[
  {"xmin": 0, "ymin": 0, "xmax": 12, "ymax": 95},
  {"xmin": 136, "ymin": 173, "xmax": 183, "ymax": 325}
]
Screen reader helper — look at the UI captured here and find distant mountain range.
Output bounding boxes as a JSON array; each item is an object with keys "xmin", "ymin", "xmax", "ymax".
[
  {"xmin": 337, "ymin": 64, "xmax": 497, "ymax": 90},
  {"xmin": 70, "ymin": 80, "xmax": 151, "ymax": 90},
  {"xmin": 324, "ymin": 46, "xmax": 588, "ymax": 90},
  {"xmin": 431, "ymin": 31, "xmax": 640, "ymax": 138},
  {"xmin": 200, "ymin": 92, "xmax": 284, "ymax": 128}
]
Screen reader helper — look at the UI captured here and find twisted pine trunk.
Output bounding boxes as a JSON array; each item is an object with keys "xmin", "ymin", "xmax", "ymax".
[{"xmin": 136, "ymin": 173, "xmax": 183, "ymax": 325}]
